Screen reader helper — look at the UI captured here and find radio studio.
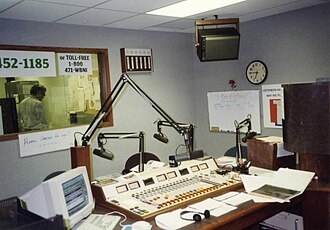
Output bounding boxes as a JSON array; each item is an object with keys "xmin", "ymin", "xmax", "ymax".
[{"xmin": 0, "ymin": 1, "xmax": 329, "ymax": 230}]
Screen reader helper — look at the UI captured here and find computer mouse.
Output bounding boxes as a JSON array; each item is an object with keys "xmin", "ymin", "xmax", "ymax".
[{"xmin": 131, "ymin": 221, "xmax": 152, "ymax": 230}]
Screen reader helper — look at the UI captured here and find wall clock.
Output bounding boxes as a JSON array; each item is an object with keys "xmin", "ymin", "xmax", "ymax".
[{"xmin": 246, "ymin": 60, "xmax": 268, "ymax": 85}]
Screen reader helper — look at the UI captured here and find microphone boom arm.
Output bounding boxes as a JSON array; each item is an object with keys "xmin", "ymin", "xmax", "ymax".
[
  {"xmin": 96, "ymin": 131, "xmax": 145, "ymax": 172},
  {"xmin": 234, "ymin": 114, "xmax": 253, "ymax": 174},
  {"xmin": 81, "ymin": 73, "xmax": 190, "ymax": 147},
  {"xmin": 155, "ymin": 120, "xmax": 195, "ymax": 153}
]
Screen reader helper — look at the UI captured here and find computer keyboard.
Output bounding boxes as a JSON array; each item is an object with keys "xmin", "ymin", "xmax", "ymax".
[{"xmin": 76, "ymin": 214, "xmax": 121, "ymax": 230}]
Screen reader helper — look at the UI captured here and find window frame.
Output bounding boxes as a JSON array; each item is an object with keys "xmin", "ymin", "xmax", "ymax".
[{"xmin": 0, "ymin": 44, "xmax": 113, "ymax": 142}]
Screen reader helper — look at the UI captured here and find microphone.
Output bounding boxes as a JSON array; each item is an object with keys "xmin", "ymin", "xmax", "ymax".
[
  {"xmin": 173, "ymin": 150, "xmax": 204, "ymax": 162},
  {"xmin": 93, "ymin": 148, "xmax": 114, "ymax": 160},
  {"xmin": 190, "ymin": 150, "xmax": 204, "ymax": 159},
  {"xmin": 153, "ymin": 133, "xmax": 169, "ymax": 143},
  {"xmin": 242, "ymin": 131, "xmax": 257, "ymax": 143}
]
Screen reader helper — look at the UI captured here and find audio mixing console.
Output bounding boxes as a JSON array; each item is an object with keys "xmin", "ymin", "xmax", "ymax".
[{"xmin": 91, "ymin": 157, "xmax": 242, "ymax": 220}]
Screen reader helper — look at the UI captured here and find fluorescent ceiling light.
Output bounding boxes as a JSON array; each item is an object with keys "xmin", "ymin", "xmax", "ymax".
[{"xmin": 146, "ymin": 0, "xmax": 246, "ymax": 18}]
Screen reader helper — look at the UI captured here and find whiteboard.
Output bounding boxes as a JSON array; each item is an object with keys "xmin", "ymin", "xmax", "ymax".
[{"xmin": 207, "ymin": 90, "xmax": 261, "ymax": 133}]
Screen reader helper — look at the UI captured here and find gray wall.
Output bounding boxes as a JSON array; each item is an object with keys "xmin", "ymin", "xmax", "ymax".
[
  {"xmin": 0, "ymin": 19, "xmax": 196, "ymax": 199},
  {"xmin": 194, "ymin": 4, "xmax": 330, "ymax": 157},
  {"xmin": 0, "ymin": 3, "xmax": 329, "ymax": 200}
]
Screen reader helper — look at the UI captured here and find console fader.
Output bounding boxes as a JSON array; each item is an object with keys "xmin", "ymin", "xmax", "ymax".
[{"xmin": 92, "ymin": 157, "xmax": 242, "ymax": 220}]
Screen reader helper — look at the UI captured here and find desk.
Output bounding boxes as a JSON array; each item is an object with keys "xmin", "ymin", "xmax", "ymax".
[
  {"xmin": 91, "ymin": 160, "xmax": 327, "ymax": 230},
  {"xmin": 94, "ymin": 189, "xmax": 303, "ymax": 230},
  {"xmin": 303, "ymin": 181, "xmax": 330, "ymax": 230}
]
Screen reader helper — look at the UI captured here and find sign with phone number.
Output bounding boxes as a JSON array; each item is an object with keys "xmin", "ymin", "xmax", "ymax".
[{"xmin": 0, "ymin": 50, "xmax": 56, "ymax": 77}]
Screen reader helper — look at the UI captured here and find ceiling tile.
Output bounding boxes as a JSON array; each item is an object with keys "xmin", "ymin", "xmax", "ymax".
[
  {"xmin": 28, "ymin": 0, "xmax": 106, "ymax": 7},
  {"xmin": 0, "ymin": 1, "xmax": 86, "ymax": 22},
  {"xmin": 0, "ymin": 0, "xmax": 21, "ymax": 12},
  {"xmin": 145, "ymin": 27, "xmax": 181, "ymax": 32},
  {"xmin": 57, "ymin": 8, "xmax": 137, "ymax": 26},
  {"xmin": 0, "ymin": 0, "xmax": 327, "ymax": 33},
  {"xmin": 180, "ymin": 27, "xmax": 196, "ymax": 33},
  {"xmin": 104, "ymin": 14, "xmax": 177, "ymax": 30},
  {"xmin": 96, "ymin": 0, "xmax": 183, "ymax": 13},
  {"xmin": 157, "ymin": 18, "xmax": 195, "ymax": 30}
]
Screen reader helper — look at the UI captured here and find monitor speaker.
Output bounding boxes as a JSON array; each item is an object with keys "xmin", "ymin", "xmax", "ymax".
[{"xmin": 197, "ymin": 27, "xmax": 240, "ymax": 62}]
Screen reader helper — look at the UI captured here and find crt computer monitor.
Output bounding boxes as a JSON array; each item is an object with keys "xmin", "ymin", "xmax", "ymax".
[{"xmin": 19, "ymin": 166, "xmax": 95, "ymax": 229}]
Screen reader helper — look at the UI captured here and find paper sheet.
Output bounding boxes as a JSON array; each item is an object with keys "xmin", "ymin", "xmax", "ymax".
[
  {"xmin": 256, "ymin": 136, "xmax": 283, "ymax": 142},
  {"xmin": 273, "ymin": 168, "xmax": 314, "ymax": 191},
  {"xmin": 221, "ymin": 192, "xmax": 253, "ymax": 206},
  {"xmin": 215, "ymin": 156, "xmax": 247, "ymax": 168},
  {"xmin": 155, "ymin": 197, "xmax": 239, "ymax": 229},
  {"xmin": 240, "ymin": 174, "xmax": 272, "ymax": 192},
  {"xmin": 130, "ymin": 160, "xmax": 166, "ymax": 172},
  {"xmin": 213, "ymin": 191, "xmax": 239, "ymax": 201},
  {"xmin": 210, "ymin": 203, "xmax": 237, "ymax": 217},
  {"xmin": 276, "ymin": 143, "xmax": 294, "ymax": 157},
  {"xmin": 155, "ymin": 208, "xmax": 195, "ymax": 230},
  {"xmin": 188, "ymin": 198, "xmax": 237, "ymax": 217},
  {"xmin": 189, "ymin": 198, "xmax": 223, "ymax": 211},
  {"xmin": 240, "ymin": 168, "xmax": 315, "ymax": 203}
]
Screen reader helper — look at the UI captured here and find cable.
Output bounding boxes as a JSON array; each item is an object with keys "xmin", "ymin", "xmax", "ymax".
[
  {"xmin": 221, "ymin": 164, "xmax": 235, "ymax": 169},
  {"xmin": 175, "ymin": 144, "xmax": 185, "ymax": 155},
  {"xmin": 106, "ymin": 211, "xmax": 127, "ymax": 227},
  {"xmin": 74, "ymin": 131, "xmax": 84, "ymax": 146},
  {"xmin": 174, "ymin": 144, "xmax": 186, "ymax": 166},
  {"xmin": 101, "ymin": 138, "xmax": 108, "ymax": 145}
]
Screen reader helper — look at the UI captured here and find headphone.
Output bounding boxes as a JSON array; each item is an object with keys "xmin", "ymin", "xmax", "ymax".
[{"xmin": 180, "ymin": 210, "xmax": 211, "ymax": 222}]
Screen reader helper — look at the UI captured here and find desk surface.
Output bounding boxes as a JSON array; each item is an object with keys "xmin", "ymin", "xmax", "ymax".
[
  {"xmin": 91, "ymin": 164, "xmax": 306, "ymax": 230},
  {"xmin": 94, "ymin": 189, "xmax": 303, "ymax": 230}
]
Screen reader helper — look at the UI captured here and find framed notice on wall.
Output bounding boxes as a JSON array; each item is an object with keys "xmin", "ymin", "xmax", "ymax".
[
  {"xmin": 207, "ymin": 90, "xmax": 261, "ymax": 133},
  {"xmin": 262, "ymin": 84, "xmax": 283, "ymax": 128}
]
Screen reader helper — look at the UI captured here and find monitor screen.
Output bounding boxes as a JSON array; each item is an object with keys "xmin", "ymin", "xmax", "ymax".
[
  {"xmin": 20, "ymin": 166, "xmax": 94, "ymax": 229},
  {"xmin": 62, "ymin": 174, "xmax": 89, "ymax": 217}
]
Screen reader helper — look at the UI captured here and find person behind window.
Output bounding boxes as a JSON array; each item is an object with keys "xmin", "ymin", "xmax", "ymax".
[{"xmin": 18, "ymin": 84, "xmax": 48, "ymax": 131}]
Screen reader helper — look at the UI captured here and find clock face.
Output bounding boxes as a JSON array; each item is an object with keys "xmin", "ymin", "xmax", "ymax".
[{"xmin": 246, "ymin": 60, "xmax": 268, "ymax": 85}]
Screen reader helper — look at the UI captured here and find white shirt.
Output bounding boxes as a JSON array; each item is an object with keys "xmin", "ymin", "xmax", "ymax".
[{"xmin": 18, "ymin": 95, "xmax": 47, "ymax": 131}]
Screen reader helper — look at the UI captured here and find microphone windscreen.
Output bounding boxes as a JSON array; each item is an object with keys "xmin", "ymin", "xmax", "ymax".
[
  {"xmin": 174, "ymin": 153, "xmax": 190, "ymax": 162},
  {"xmin": 174, "ymin": 150, "xmax": 204, "ymax": 162},
  {"xmin": 93, "ymin": 148, "xmax": 114, "ymax": 160},
  {"xmin": 93, "ymin": 148, "xmax": 102, "ymax": 156},
  {"xmin": 242, "ymin": 132, "xmax": 257, "ymax": 143},
  {"xmin": 153, "ymin": 133, "xmax": 169, "ymax": 143},
  {"xmin": 190, "ymin": 150, "xmax": 204, "ymax": 159}
]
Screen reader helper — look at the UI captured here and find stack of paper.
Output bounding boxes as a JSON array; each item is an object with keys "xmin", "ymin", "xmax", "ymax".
[
  {"xmin": 155, "ymin": 192, "xmax": 254, "ymax": 229},
  {"xmin": 241, "ymin": 168, "xmax": 315, "ymax": 203}
]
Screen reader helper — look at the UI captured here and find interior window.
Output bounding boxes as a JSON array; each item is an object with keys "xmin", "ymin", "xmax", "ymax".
[{"xmin": 0, "ymin": 45, "xmax": 112, "ymax": 139}]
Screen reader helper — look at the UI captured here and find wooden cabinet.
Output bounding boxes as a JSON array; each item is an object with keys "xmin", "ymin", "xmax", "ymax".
[
  {"xmin": 282, "ymin": 82, "xmax": 329, "ymax": 156},
  {"xmin": 303, "ymin": 182, "xmax": 330, "ymax": 230},
  {"xmin": 282, "ymin": 81, "xmax": 330, "ymax": 229},
  {"xmin": 282, "ymin": 81, "xmax": 329, "ymax": 181},
  {"xmin": 247, "ymin": 138, "xmax": 296, "ymax": 170}
]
